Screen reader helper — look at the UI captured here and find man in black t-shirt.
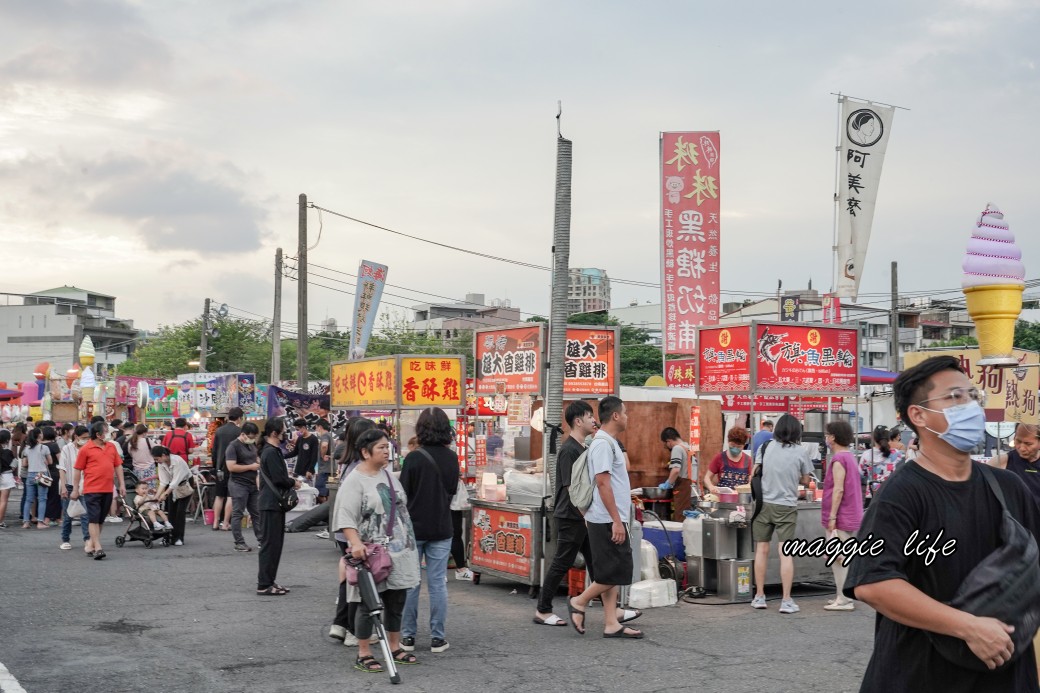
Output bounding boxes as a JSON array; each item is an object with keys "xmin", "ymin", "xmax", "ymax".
[
  {"xmin": 211, "ymin": 407, "xmax": 243, "ymax": 531},
  {"xmin": 285, "ymin": 419, "xmax": 318, "ymax": 479},
  {"xmin": 534, "ymin": 401, "xmax": 600, "ymax": 626},
  {"xmin": 845, "ymin": 356, "xmax": 1040, "ymax": 692},
  {"xmin": 225, "ymin": 421, "xmax": 261, "ymax": 552}
]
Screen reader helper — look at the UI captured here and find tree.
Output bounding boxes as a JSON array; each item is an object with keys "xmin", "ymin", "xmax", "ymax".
[
  {"xmin": 118, "ymin": 316, "xmax": 271, "ymax": 379},
  {"xmin": 928, "ymin": 336, "xmax": 979, "ymax": 348},
  {"xmin": 566, "ymin": 312, "xmax": 662, "ymax": 387},
  {"xmin": 1016, "ymin": 320, "xmax": 1040, "ymax": 352}
]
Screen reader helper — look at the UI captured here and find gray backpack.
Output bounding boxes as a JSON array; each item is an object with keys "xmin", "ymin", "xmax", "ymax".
[{"xmin": 568, "ymin": 447, "xmax": 595, "ymax": 513}]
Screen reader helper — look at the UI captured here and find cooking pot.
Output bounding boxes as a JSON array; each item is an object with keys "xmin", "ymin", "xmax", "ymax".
[
  {"xmin": 718, "ymin": 492, "xmax": 740, "ymax": 503},
  {"xmin": 641, "ymin": 487, "xmax": 672, "ymax": 500}
]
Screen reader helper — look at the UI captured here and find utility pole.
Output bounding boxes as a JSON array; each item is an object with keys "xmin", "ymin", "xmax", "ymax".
[
  {"xmin": 297, "ymin": 194, "xmax": 308, "ymax": 390},
  {"xmin": 890, "ymin": 261, "xmax": 899, "ymax": 371},
  {"xmin": 200, "ymin": 297, "xmax": 211, "ymax": 372},
  {"xmin": 272, "ymin": 248, "xmax": 282, "ymax": 383}
]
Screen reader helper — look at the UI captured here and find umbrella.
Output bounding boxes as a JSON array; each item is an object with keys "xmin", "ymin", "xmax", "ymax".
[{"xmin": 0, "ymin": 388, "xmax": 23, "ymax": 401}]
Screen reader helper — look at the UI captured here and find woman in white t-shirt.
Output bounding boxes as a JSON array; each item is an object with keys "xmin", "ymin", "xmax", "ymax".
[{"xmin": 20, "ymin": 428, "xmax": 53, "ymax": 529}]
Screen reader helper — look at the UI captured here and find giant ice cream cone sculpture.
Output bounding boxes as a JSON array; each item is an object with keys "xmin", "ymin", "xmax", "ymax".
[
  {"xmin": 962, "ymin": 204, "xmax": 1025, "ymax": 366},
  {"xmin": 79, "ymin": 336, "xmax": 95, "ymax": 368}
]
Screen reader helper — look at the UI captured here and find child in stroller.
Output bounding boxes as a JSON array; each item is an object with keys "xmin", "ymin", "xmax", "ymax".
[
  {"xmin": 114, "ymin": 485, "xmax": 171, "ymax": 549},
  {"xmin": 133, "ymin": 482, "xmax": 173, "ymax": 531}
]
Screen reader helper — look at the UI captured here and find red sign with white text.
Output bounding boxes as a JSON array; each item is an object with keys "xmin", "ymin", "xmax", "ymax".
[
  {"xmin": 470, "ymin": 505, "xmax": 532, "ymax": 578},
  {"xmin": 563, "ymin": 327, "xmax": 618, "ymax": 397},
  {"xmin": 788, "ymin": 397, "xmax": 847, "ymax": 421},
  {"xmin": 474, "ymin": 325, "xmax": 543, "ymax": 395},
  {"xmin": 696, "ymin": 326, "xmax": 752, "ymax": 393},
  {"xmin": 665, "ymin": 358, "xmax": 698, "ymax": 388},
  {"xmin": 719, "ymin": 395, "xmax": 790, "ymax": 413},
  {"xmin": 662, "ymin": 131, "xmax": 721, "ymax": 354},
  {"xmin": 754, "ymin": 324, "xmax": 859, "ymax": 395}
]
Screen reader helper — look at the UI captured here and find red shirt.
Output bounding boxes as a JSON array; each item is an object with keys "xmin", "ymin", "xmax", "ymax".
[{"xmin": 74, "ymin": 441, "xmax": 123, "ymax": 494}]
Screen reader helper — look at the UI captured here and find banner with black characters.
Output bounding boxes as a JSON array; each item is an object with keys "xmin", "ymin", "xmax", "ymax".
[{"xmin": 835, "ymin": 98, "xmax": 895, "ymax": 301}]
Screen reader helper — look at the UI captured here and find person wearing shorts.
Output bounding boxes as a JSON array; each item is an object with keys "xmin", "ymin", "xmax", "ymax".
[
  {"xmin": 750, "ymin": 414, "xmax": 814, "ymax": 614},
  {"xmin": 71, "ymin": 422, "xmax": 126, "ymax": 560}
]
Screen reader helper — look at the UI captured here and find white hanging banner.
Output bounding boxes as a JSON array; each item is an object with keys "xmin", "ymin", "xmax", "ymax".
[{"xmin": 835, "ymin": 98, "xmax": 895, "ymax": 301}]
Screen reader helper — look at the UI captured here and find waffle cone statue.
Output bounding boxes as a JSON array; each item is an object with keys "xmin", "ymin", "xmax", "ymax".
[{"xmin": 962, "ymin": 204, "xmax": 1025, "ymax": 366}]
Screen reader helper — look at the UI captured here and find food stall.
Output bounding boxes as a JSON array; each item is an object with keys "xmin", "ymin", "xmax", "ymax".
[{"xmin": 687, "ymin": 321, "xmax": 862, "ymax": 593}]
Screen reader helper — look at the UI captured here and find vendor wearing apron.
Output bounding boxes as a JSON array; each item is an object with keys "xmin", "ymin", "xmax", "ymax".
[
  {"xmin": 704, "ymin": 427, "xmax": 752, "ymax": 495},
  {"xmin": 658, "ymin": 428, "xmax": 695, "ymax": 521}
]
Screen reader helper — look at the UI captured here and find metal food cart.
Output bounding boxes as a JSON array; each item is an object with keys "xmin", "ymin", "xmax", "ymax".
[{"xmin": 468, "ymin": 498, "xmax": 550, "ymax": 596}]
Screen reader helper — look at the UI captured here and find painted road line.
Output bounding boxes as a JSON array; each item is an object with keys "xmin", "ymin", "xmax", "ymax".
[{"xmin": 0, "ymin": 662, "xmax": 27, "ymax": 693}]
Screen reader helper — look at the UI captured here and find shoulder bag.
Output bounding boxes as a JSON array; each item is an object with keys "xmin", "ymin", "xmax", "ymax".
[
  {"xmin": 259, "ymin": 464, "xmax": 299, "ymax": 513},
  {"xmin": 345, "ymin": 470, "xmax": 398, "ymax": 585},
  {"xmin": 749, "ymin": 440, "xmax": 772, "ymax": 522},
  {"xmin": 926, "ymin": 463, "xmax": 1040, "ymax": 671}
]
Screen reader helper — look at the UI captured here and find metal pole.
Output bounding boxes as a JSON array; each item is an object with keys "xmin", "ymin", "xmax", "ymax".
[
  {"xmin": 831, "ymin": 93, "xmax": 843, "ymax": 293},
  {"xmin": 543, "ymin": 105, "xmax": 572, "ymax": 512},
  {"xmin": 272, "ymin": 248, "xmax": 283, "ymax": 384},
  {"xmin": 890, "ymin": 261, "xmax": 899, "ymax": 371},
  {"xmin": 298, "ymin": 194, "xmax": 308, "ymax": 390},
  {"xmin": 200, "ymin": 298, "xmax": 211, "ymax": 372}
]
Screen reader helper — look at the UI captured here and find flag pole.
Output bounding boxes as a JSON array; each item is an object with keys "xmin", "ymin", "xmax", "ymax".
[{"xmin": 830, "ymin": 92, "xmax": 843, "ymax": 295}]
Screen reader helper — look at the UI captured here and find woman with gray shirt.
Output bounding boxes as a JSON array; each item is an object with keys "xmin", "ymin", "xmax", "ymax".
[{"xmin": 20, "ymin": 428, "xmax": 52, "ymax": 529}]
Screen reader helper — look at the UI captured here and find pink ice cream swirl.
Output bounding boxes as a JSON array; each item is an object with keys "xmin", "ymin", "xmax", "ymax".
[{"xmin": 962, "ymin": 203, "xmax": 1025, "ymax": 288}]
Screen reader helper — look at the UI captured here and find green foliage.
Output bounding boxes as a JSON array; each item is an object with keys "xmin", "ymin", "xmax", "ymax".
[
  {"xmin": 118, "ymin": 316, "xmax": 272, "ymax": 380},
  {"xmin": 928, "ymin": 336, "xmax": 979, "ymax": 348},
  {"xmin": 525, "ymin": 315, "xmax": 548, "ymax": 323},
  {"xmin": 1016, "ymin": 320, "xmax": 1040, "ymax": 352},
  {"xmin": 566, "ymin": 312, "xmax": 662, "ymax": 386}
]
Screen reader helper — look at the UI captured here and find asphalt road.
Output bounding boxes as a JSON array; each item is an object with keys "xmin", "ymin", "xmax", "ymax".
[{"xmin": 0, "ymin": 507, "xmax": 874, "ymax": 693}]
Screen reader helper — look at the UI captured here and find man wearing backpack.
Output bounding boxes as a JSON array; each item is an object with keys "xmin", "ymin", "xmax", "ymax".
[
  {"xmin": 162, "ymin": 418, "xmax": 195, "ymax": 460},
  {"xmin": 567, "ymin": 396, "xmax": 643, "ymax": 639},
  {"xmin": 534, "ymin": 400, "xmax": 599, "ymax": 626}
]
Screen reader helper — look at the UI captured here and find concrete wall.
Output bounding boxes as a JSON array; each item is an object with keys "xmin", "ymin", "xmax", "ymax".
[{"xmin": 0, "ymin": 305, "xmax": 78, "ymax": 383}]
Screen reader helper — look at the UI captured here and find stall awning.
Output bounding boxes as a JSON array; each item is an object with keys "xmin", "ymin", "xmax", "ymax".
[
  {"xmin": 0, "ymin": 388, "xmax": 23, "ymax": 401},
  {"xmin": 860, "ymin": 367, "xmax": 899, "ymax": 385}
]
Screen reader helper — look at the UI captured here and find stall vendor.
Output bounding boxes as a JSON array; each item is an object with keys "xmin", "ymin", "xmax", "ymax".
[
  {"xmin": 704, "ymin": 427, "xmax": 752, "ymax": 495},
  {"xmin": 659, "ymin": 428, "xmax": 695, "ymax": 521}
]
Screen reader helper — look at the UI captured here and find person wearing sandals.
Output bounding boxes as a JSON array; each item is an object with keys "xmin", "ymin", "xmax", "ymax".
[
  {"xmin": 821, "ymin": 420, "xmax": 863, "ymax": 612},
  {"xmin": 333, "ymin": 428, "xmax": 420, "ymax": 674},
  {"xmin": 70, "ymin": 422, "xmax": 126, "ymax": 560},
  {"xmin": 154, "ymin": 446, "xmax": 193, "ymax": 546},
  {"xmin": 256, "ymin": 417, "xmax": 300, "ymax": 596}
]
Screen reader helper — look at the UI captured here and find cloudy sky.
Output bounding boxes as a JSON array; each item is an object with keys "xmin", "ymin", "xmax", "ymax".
[{"xmin": 2, "ymin": 0, "xmax": 1038, "ymax": 336}]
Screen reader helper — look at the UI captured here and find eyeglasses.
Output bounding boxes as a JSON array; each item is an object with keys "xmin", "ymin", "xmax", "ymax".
[{"xmin": 916, "ymin": 387, "xmax": 986, "ymax": 407}]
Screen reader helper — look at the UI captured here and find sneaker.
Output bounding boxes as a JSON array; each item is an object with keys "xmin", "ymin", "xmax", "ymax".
[
  {"xmin": 399, "ymin": 637, "xmax": 415, "ymax": 652},
  {"xmin": 779, "ymin": 599, "xmax": 800, "ymax": 614},
  {"xmin": 824, "ymin": 600, "xmax": 855, "ymax": 611},
  {"xmin": 455, "ymin": 568, "xmax": 473, "ymax": 581},
  {"xmin": 369, "ymin": 634, "xmax": 380, "ymax": 643},
  {"xmin": 315, "ymin": 530, "xmax": 330, "ymax": 539},
  {"xmin": 0, "ymin": 522, "xmax": 7, "ymax": 528},
  {"xmin": 234, "ymin": 544, "xmax": 253, "ymax": 552},
  {"xmin": 164, "ymin": 523, "xmax": 174, "ymax": 530},
  {"xmin": 328, "ymin": 625, "xmax": 347, "ymax": 641},
  {"xmin": 431, "ymin": 639, "xmax": 450, "ymax": 653},
  {"xmin": 105, "ymin": 516, "xmax": 123, "ymax": 524},
  {"xmin": 174, "ymin": 539, "xmax": 183, "ymax": 546},
  {"xmin": 750, "ymin": 595, "xmax": 767, "ymax": 609},
  {"xmin": 59, "ymin": 542, "xmax": 72, "ymax": 550},
  {"xmin": 342, "ymin": 633, "xmax": 359, "ymax": 647}
]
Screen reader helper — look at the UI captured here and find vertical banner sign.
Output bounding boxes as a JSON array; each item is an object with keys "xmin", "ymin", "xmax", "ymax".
[
  {"xmin": 661, "ymin": 131, "xmax": 722, "ymax": 354},
  {"xmin": 780, "ymin": 297, "xmax": 800, "ymax": 322},
  {"xmin": 822, "ymin": 294, "xmax": 842, "ymax": 324},
  {"xmin": 835, "ymin": 99, "xmax": 895, "ymax": 301},
  {"xmin": 351, "ymin": 260, "xmax": 388, "ymax": 359},
  {"xmin": 695, "ymin": 326, "xmax": 752, "ymax": 393},
  {"xmin": 689, "ymin": 406, "xmax": 702, "ymax": 455},
  {"xmin": 754, "ymin": 324, "xmax": 859, "ymax": 394}
]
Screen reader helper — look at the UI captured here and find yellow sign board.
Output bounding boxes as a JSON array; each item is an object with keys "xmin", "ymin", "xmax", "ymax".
[
  {"xmin": 399, "ymin": 357, "xmax": 464, "ymax": 408},
  {"xmin": 330, "ymin": 358, "xmax": 398, "ymax": 408},
  {"xmin": 903, "ymin": 348, "xmax": 1039, "ymax": 424}
]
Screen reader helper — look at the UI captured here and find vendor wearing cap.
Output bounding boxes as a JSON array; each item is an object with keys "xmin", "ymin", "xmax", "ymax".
[{"xmin": 658, "ymin": 428, "xmax": 695, "ymax": 521}]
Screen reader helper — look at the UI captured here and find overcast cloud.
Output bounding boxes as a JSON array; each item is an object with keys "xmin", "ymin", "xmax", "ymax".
[{"xmin": 1, "ymin": 0, "xmax": 1038, "ymax": 333}]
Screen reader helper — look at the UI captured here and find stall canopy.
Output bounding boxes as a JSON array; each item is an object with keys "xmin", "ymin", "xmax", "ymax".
[
  {"xmin": 0, "ymin": 388, "xmax": 22, "ymax": 401},
  {"xmin": 860, "ymin": 367, "xmax": 899, "ymax": 385}
]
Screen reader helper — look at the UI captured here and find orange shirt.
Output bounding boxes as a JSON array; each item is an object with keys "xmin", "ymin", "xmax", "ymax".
[{"xmin": 74, "ymin": 441, "xmax": 122, "ymax": 494}]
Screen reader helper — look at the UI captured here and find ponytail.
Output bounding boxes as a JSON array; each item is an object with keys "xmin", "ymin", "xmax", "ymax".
[
  {"xmin": 26, "ymin": 428, "xmax": 42, "ymax": 449},
  {"xmin": 874, "ymin": 426, "xmax": 892, "ymax": 459}
]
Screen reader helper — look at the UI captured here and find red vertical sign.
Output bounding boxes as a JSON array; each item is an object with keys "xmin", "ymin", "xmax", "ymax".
[{"xmin": 662, "ymin": 131, "xmax": 721, "ymax": 354}]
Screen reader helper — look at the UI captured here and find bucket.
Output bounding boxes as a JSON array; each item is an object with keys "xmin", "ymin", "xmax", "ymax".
[
  {"xmin": 567, "ymin": 568, "xmax": 586, "ymax": 597},
  {"xmin": 203, "ymin": 509, "xmax": 215, "ymax": 526}
]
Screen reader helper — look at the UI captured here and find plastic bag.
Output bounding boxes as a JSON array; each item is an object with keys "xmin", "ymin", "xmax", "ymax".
[{"xmin": 67, "ymin": 498, "xmax": 86, "ymax": 519}]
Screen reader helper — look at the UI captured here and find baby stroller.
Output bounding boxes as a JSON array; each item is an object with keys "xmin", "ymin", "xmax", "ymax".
[
  {"xmin": 348, "ymin": 558, "xmax": 402, "ymax": 685},
  {"xmin": 114, "ymin": 495, "xmax": 170, "ymax": 549}
]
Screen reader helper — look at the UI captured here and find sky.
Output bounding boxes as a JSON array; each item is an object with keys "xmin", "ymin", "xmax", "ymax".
[{"xmin": 1, "ymin": 0, "xmax": 1038, "ymax": 336}]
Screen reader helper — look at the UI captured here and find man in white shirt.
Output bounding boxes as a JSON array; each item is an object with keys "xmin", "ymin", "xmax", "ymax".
[{"xmin": 567, "ymin": 396, "xmax": 643, "ymax": 639}]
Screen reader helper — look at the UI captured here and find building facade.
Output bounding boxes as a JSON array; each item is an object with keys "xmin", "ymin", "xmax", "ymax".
[
  {"xmin": 0, "ymin": 286, "xmax": 138, "ymax": 383},
  {"xmin": 411, "ymin": 293, "xmax": 521, "ymax": 339},
  {"xmin": 568, "ymin": 268, "xmax": 611, "ymax": 314}
]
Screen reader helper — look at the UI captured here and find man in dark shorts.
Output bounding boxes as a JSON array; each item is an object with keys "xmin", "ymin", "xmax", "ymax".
[
  {"xmin": 71, "ymin": 422, "xmax": 125, "ymax": 560},
  {"xmin": 845, "ymin": 356, "xmax": 1040, "ymax": 691},
  {"xmin": 211, "ymin": 408, "xmax": 243, "ymax": 531},
  {"xmin": 568, "ymin": 396, "xmax": 643, "ymax": 639}
]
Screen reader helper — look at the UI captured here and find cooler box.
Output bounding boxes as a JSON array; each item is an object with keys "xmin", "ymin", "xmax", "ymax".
[{"xmin": 642, "ymin": 520, "xmax": 685, "ymax": 561}]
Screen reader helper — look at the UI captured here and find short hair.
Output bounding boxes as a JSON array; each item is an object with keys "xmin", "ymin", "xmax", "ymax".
[
  {"xmin": 762, "ymin": 420, "xmax": 774, "ymax": 430},
  {"xmin": 1016, "ymin": 424, "xmax": 1039, "ymax": 440},
  {"xmin": 151, "ymin": 445, "xmax": 170, "ymax": 458},
  {"xmin": 416, "ymin": 407, "xmax": 453, "ymax": 447},
  {"xmin": 565, "ymin": 400, "xmax": 594, "ymax": 427},
  {"xmin": 175, "ymin": 417, "xmax": 188, "ymax": 428},
  {"xmin": 0, "ymin": 430, "xmax": 8, "ymax": 446},
  {"xmin": 262, "ymin": 418, "xmax": 286, "ymax": 439},
  {"xmin": 316, "ymin": 419, "xmax": 331, "ymax": 431},
  {"xmin": 727, "ymin": 427, "xmax": 750, "ymax": 446},
  {"xmin": 660, "ymin": 427, "xmax": 682, "ymax": 442},
  {"xmin": 825, "ymin": 420, "xmax": 854, "ymax": 447},
  {"xmin": 136, "ymin": 480, "xmax": 147, "ymax": 488},
  {"xmin": 122, "ymin": 422, "xmax": 135, "ymax": 431},
  {"xmin": 241, "ymin": 422, "xmax": 260, "ymax": 436},
  {"xmin": 89, "ymin": 422, "xmax": 108, "ymax": 441},
  {"xmin": 894, "ymin": 356, "xmax": 965, "ymax": 435},
  {"xmin": 111, "ymin": 419, "xmax": 123, "ymax": 429},
  {"xmin": 41, "ymin": 426, "xmax": 57, "ymax": 441},
  {"xmin": 90, "ymin": 416, "xmax": 106, "ymax": 425},
  {"xmin": 228, "ymin": 407, "xmax": 244, "ymax": 421},
  {"xmin": 61, "ymin": 423, "xmax": 75, "ymax": 434},
  {"xmin": 294, "ymin": 418, "xmax": 309, "ymax": 429},
  {"xmin": 356, "ymin": 428, "xmax": 389, "ymax": 459},
  {"xmin": 598, "ymin": 396, "xmax": 624, "ymax": 424},
  {"xmin": 772, "ymin": 414, "xmax": 802, "ymax": 447},
  {"xmin": 73, "ymin": 425, "xmax": 89, "ymax": 437},
  {"xmin": 340, "ymin": 417, "xmax": 377, "ymax": 464}
]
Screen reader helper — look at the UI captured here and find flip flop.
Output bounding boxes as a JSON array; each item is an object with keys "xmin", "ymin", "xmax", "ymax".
[
  {"xmin": 273, "ymin": 583, "xmax": 291, "ymax": 593},
  {"xmin": 93, "ymin": 550, "xmax": 107, "ymax": 560},
  {"xmin": 532, "ymin": 614, "xmax": 567, "ymax": 626},
  {"xmin": 567, "ymin": 599, "xmax": 586, "ymax": 635},
  {"xmin": 603, "ymin": 626, "xmax": 643, "ymax": 639},
  {"xmin": 619, "ymin": 609, "xmax": 642, "ymax": 624}
]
